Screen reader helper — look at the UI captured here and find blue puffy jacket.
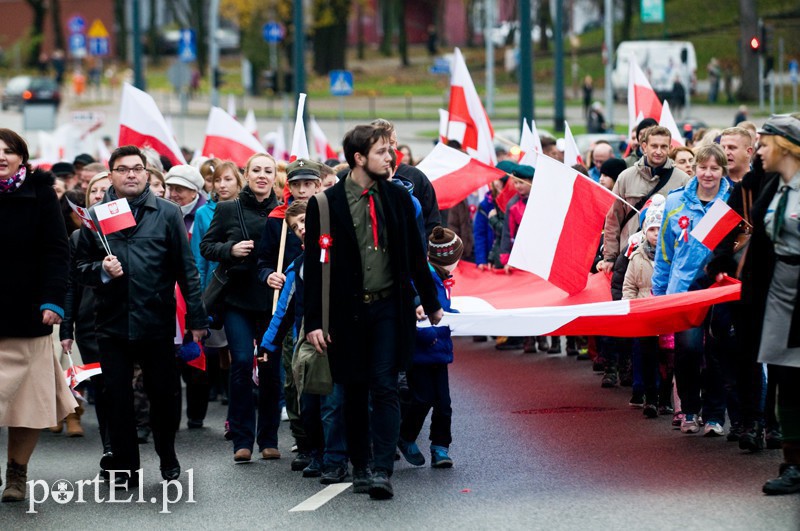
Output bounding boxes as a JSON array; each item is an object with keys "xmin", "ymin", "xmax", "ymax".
[
  {"xmin": 413, "ymin": 264, "xmax": 459, "ymax": 365},
  {"xmin": 473, "ymin": 192, "xmax": 495, "ymax": 266},
  {"xmin": 652, "ymin": 177, "xmax": 732, "ymax": 295},
  {"xmin": 191, "ymin": 200, "xmax": 217, "ymax": 291}
]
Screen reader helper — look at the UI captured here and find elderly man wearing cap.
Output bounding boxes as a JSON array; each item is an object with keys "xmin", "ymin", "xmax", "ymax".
[
  {"xmin": 255, "ymin": 157, "xmax": 322, "ymax": 472},
  {"xmin": 166, "ymin": 164, "xmax": 208, "ymax": 235},
  {"xmin": 52, "ymin": 161, "xmax": 78, "ymax": 190}
]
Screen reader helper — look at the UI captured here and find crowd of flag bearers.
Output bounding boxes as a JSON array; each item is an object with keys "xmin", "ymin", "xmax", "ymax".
[{"xmin": 1, "ymin": 49, "xmax": 799, "ymax": 504}]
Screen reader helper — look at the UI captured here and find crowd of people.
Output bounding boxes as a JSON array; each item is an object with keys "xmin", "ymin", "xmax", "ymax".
[{"xmin": 1, "ymin": 112, "xmax": 799, "ymax": 504}]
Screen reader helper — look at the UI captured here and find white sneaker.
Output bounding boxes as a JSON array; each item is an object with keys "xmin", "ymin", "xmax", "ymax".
[
  {"xmin": 681, "ymin": 414, "xmax": 700, "ymax": 434},
  {"xmin": 703, "ymin": 421, "xmax": 724, "ymax": 437},
  {"xmin": 281, "ymin": 406, "xmax": 289, "ymax": 422}
]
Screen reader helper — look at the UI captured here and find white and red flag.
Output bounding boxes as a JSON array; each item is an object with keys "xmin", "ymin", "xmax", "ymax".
[
  {"xmin": 432, "ymin": 264, "xmax": 741, "ymax": 337},
  {"xmin": 202, "ymin": 107, "xmax": 264, "ymax": 166},
  {"xmin": 290, "ymin": 93, "xmax": 310, "ymax": 161},
  {"xmin": 118, "ymin": 83, "xmax": 186, "ymax": 166},
  {"xmin": 659, "ymin": 100, "xmax": 685, "ymax": 147},
  {"xmin": 563, "ymin": 121, "xmax": 584, "ymax": 167},
  {"xmin": 447, "ymin": 48, "xmax": 496, "ymax": 165},
  {"xmin": 243, "ymin": 109, "xmax": 259, "ymax": 139},
  {"xmin": 227, "ymin": 94, "xmax": 237, "ymax": 119},
  {"xmin": 65, "ymin": 196, "xmax": 97, "ymax": 231},
  {"xmin": 64, "ymin": 362, "xmax": 102, "ymax": 388},
  {"xmin": 691, "ymin": 200, "xmax": 745, "ymax": 250},
  {"xmin": 508, "ymin": 154, "xmax": 616, "ymax": 295},
  {"xmin": 271, "ymin": 126, "xmax": 289, "ymax": 162},
  {"xmin": 415, "ymin": 142, "xmax": 506, "ymax": 209},
  {"xmin": 627, "ymin": 61, "xmax": 663, "ymax": 135},
  {"xmin": 518, "ymin": 118, "xmax": 543, "ymax": 163},
  {"xmin": 310, "ymin": 117, "xmax": 338, "ymax": 161},
  {"xmin": 94, "ymin": 198, "xmax": 136, "ymax": 234}
]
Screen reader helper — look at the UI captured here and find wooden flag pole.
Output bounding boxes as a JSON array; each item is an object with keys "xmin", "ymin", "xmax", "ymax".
[{"xmin": 272, "ymin": 219, "xmax": 288, "ymax": 314}]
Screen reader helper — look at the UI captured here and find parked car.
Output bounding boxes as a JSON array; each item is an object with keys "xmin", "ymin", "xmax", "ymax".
[{"xmin": 1, "ymin": 75, "xmax": 61, "ymax": 111}]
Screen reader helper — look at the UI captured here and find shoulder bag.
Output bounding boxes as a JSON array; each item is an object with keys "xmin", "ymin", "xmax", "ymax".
[
  {"xmin": 292, "ymin": 192, "xmax": 333, "ymax": 396},
  {"xmin": 202, "ymin": 199, "xmax": 248, "ymax": 329}
]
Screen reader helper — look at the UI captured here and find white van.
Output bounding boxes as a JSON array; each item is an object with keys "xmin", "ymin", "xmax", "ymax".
[{"xmin": 611, "ymin": 40, "xmax": 697, "ymax": 101}]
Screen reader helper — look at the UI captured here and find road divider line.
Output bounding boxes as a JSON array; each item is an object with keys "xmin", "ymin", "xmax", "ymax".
[{"xmin": 289, "ymin": 483, "xmax": 353, "ymax": 512}]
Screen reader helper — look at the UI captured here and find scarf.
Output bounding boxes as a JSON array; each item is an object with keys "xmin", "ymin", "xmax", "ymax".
[
  {"xmin": 108, "ymin": 183, "xmax": 152, "ymax": 221},
  {"xmin": 180, "ymin": 194, "xmax": 200, "ymax": 218},
  {"xmin": 643, "ymin": 239, "xmax": 656, "ymax": 261},
  {"xmin": 0, "ymin": 165, "xmax": 26, "ymax": 194}
]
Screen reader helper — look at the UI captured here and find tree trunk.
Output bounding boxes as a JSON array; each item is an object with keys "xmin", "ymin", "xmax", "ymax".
[
  {"xmin": 357, "ymin": 2, "xmax": 365, "ymax": 60},
  {"xmin": 189, "ymin": 0, "xmax": 207, "ymax": 75},
  {"xmin": 397, "ymin": 0, "xmax": 408, "ymax": 66},
  {"xmin": 114, "ymin": 0, "xmax": 128, "ymax": 61},
  {"xmin": 380, "ymin": 0, "xmax": 393, "ymax": 56},
  {"xmin": 737, "ymin": 0, "xmax": 758, "ymax": 101},
  {"xmin": 24, "ymin": 0, "xmax": 46, "ymax": 66},
  {"xmin": 313, "ymin": 23, "xmax": 348, "ymax": 74},
  {"xmin": 465, "ymin": 0, "xmax": 474, "ymax": 48},
  {"xmin": 621, "ymin": 0, "xmax": 633, "ymax": 42},
  {"xmin": 537, "ymin": 0, "xmax": 551, "ymax": 52},
  {"xmin": 148, "ymin": 0, "xmax": 161, "ymax": 66},
  {"xmin": 50, "ymin": 0, "xmax": 65, "ymax": 52}
]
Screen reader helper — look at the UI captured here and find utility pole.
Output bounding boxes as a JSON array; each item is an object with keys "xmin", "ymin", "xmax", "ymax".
[
  {"xmin": 293, "ymin": 0, "xmax": 306, "ymax": 99},
  {"xmin": 519, "ymin": 0, "xmax": 534, "ymax": 128},
  {"xmin": 209, "ymin": 0, "xmax": 220, "ymax": 107},
  {"xmin": 485, "ymin": 0, "xmax": 495, "ymax": 116},
  {"xmin": 132, "ymin": 0, "xmax": 144, "ymax": 90},
  {"xmin": 553, "ymin": 0, "xmax": 564, "ymax": 133},
  {"xmin": 604, "ymin": 0, "xmax": 614, "ymax": 128}
]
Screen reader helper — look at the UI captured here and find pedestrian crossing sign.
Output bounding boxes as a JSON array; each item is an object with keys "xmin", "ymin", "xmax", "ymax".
[{"xmin": 329, "ymin": 70, "xmax": 354, "ymax": 96}]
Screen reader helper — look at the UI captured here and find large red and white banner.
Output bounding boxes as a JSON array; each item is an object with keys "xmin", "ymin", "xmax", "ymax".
[
  {"xmin": 447, "ymin": 48, "xmax": 496, "ymax": 165},
  {"xmin": 94, "ymin": 198, "xmax": 136, "ymax": 234},
  {"xmin": 429, "ymin": 264, "xmax": 741, "ymax": 337},
  {"xmin": 415, "ymin": 142, "xmax": 507, "ymax": 209},
  {"xmin": 691, "ymin": 199, "xmax": 745, "ymax": 250},
  {"xmin": 509, "ymin": 154, "xmax": 616, "ymax": 295},
  {"xmin": 118, "ymin": 84, "xmax": 186, "ymax": 166},
  {"xmin": 202, "ymin": 107, "xmax": 264, "ymax": 165}
]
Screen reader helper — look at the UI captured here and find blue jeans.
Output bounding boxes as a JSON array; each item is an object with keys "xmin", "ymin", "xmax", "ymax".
[
  {"xmin": 674, "ymin": 326, "xmax": 725, "ymax": 424},
  {"xmin": 301, "ymin": 384, "xmax": 347, "ymax": 467},
  {"xmin": 224, "ymin": 307, "xmax": 281, "ymax": 452}
]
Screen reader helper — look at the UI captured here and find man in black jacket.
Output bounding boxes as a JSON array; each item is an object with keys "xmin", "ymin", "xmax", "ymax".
[
  {"xmin": 304, "ymin": 124, "xmax": 443, "ymax": 500},
  {"xmin": 75, "ymin": 145, "xmax": 207, "ymax": 487}
]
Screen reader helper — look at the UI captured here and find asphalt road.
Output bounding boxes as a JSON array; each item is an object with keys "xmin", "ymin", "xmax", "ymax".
[{"xmin": 2, "ymin": 337, "xmax": 797, "ymax": 529}]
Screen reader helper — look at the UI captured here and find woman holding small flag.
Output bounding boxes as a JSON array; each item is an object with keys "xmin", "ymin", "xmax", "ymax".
[
  {"xmin": 0, "ymin": 128, "xmax": 76, "ymax": 502},
  {"xmin": 652, "ymin": 144, "xmax": 732, "ymax": 438}
]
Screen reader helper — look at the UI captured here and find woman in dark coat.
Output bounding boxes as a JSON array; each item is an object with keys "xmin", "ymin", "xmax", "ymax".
[
  {"xmin": 0, "ymin": 128, "xmax": 75, "ymax": 502},
  {"xmin": 200, "ymin": 153, "xmax": 280, "ymax": 463}
]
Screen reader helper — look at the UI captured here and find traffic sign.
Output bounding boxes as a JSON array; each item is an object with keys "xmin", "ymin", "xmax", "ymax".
[
  {"xmin": 88, "ymin": 37, "xmax": 109, "ymax": 57},
  {"xmin": 263, "ymin": 22, "xmax": 284, "ymax": 43},
  {"xmin": 329, "ymin": 70, "xmax": 354, "ymax": 96},
  {"xmin": 87, "ymin": 19, "xmax": 109, "ymax": 39},
  {"xmin": 168, "ymin": 61, "xmax": 192, "ymax": 91},
  {"xmin": 429, "ymin": 57, "xmax": 451, "ymax": 75},
  {"xmin": 68, "ymin": 15, "xmax": 85, "ymax": 34},
  {"xmin": 69, "ymin": 33, "xmax": 86, "ymax": 58},
  {"xmin": 790, "ymin": 60, "xmax": 799, "ymax": 84},
  {"xmin": 178, "ymin": 29, "xmax": 197, "ymax": 63}
]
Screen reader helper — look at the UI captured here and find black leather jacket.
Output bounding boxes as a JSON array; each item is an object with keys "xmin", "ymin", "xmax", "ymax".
[{"xmin": 74, "ymin": 188, "xmax": 207, "ymax": 340}]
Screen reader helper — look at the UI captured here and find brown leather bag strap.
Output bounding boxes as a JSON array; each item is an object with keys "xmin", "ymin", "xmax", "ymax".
[
  {"xmin": 742, "ymin": 187, "xmax": 752, "ymax": 225},
  {"xmin": 315, "ymin": 192, "xmax": 331, "ymax": 336}
]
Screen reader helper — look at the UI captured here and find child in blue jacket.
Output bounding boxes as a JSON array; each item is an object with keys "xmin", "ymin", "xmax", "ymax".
[{"xmin": 398, "ymin": 226, "xmax": 463, "ymax": 468}]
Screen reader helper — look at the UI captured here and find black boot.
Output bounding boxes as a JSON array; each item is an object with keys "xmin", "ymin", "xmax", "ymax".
[
  {"xmin": 762, "ymin": 464, "xmax": 800, "ymax": 495},
  {"xmin": 738, "ymin": 421, "xmax": 765, "ymax": 452}
]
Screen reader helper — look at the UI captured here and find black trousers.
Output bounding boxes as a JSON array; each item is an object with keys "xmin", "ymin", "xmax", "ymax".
[
  {"xmin": 98, "ymin": 336, "xmax": 180, "ymax": 475},
  {"xmin": 180, "ymin": 360, "xmax": 210, "ymax": 423},
  {"xmin": 400, "ymin": 363, "xmax": 452, "ymax": 448}
]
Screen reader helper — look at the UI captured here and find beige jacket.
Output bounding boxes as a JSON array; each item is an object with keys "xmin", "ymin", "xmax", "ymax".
[
  {"xmin": 622, "ymin": 244, "xmax": 654, "ymax": 300},
  {"xmin": 603, "ymin": 157, "xmax": 689, "ymax": 262}
]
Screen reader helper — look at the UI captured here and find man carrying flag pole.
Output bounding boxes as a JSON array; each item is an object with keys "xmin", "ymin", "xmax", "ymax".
[{"xmin": 75, "ymin": 145, "xmax": 207, "ymax": 488}]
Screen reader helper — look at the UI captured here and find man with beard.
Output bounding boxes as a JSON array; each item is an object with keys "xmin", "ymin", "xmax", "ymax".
[{"xmin": 304, "ymin": 124, "xmax": 443, "ymax": 500}]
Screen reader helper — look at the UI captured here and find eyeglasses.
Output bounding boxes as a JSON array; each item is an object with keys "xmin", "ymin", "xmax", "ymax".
[{"xmin": 112, "ymin": 165, "xmax": 146, "ymax": 175}]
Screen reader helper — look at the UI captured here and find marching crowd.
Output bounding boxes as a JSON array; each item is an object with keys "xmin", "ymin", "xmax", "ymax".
[{"xmin": 1, "ymin": 112, "xmax": 799, "ymax": 504}]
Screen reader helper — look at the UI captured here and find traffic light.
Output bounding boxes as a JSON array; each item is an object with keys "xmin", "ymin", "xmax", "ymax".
[
  {"xmin": 213, "ymin": 68, "xmax": 224, "ymax": 89},
  {"xmin": 749, "ymin": 36, "xmax": 761, "ymax": 54}
]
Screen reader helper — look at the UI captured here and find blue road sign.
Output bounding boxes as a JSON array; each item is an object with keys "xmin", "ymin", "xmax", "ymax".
[
  {"xmin": 329, "ymin": 70, "xmax": 354, "ymax": 96},
  {"xmin": 790, "ymin": 60, "xmax": 799, "ymax": 84},
  {"xmin": 178, "ymin": 29, "xmax": 197, "ymax": 63},
  {"xmin": 263, "ymin": 22, "xmax": 284, "ymax": 44},
  {"xmin": 429, "ymin": 57, "xmax": 451, "ymax": 75},
  {"xmin": 68, "ymin": 15, "xmax": 85, "ymax": 34},
  {"xmin": 69, "ymin": 33, "xmax": 86, "ymax": 56},
  {"xmin": 88, "ymin": 37, "xmax": 109, "ymax": 57}
]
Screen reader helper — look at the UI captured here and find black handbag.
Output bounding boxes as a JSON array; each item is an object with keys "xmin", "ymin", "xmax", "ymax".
[{"xmin": 202, "ymin": 199, "xmax": 248, "ymax": 329}]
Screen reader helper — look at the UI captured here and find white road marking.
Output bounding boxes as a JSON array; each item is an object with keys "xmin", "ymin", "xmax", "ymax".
[{"xmin": 289, "ymin": 483, "xmax": 353, "ymax": 512}]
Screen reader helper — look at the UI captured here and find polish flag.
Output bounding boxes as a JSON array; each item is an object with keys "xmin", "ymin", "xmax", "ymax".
[
  {"xmin": 509, "ymin": 154, "xmax": 617, "ymax": 295},
  {"xmin": 64, "ymin": 362, "xmax": 102, "ymax": 388},
  {"xmin": 118, "ymin": 83, "xmax": 186, "ymax": 166},
  {"xmin": 494, "ymin": 177, "xmax": 517, "ymax": 214},
  {"xmin": 691, "ymin": 200, "xmax": 745, "ymax": 250},
  {"xmin": 272, "ymin": 126, "xmax": 289, "ymax": 162},
  {"xmin": 447, "ymin": 48, "xmax": 496, "ymax": 165},
  {"xmin": 438, "ymin": 109, "xmax": 450, "ymax": 143},
  {"xmin": 432, "ymin": 263, "xmax": 741, "ymax": 337},
  {"xmin": 628, "ymin": 61, "xmax": 663, "ymax": 135},
  {"xmin": 65, "ymin": 196, "xmax": 97, "ymax": 231},
  {"xmin": 202, "ymin": 107, "xmax": 264, "ymax": 165},
  {"xmin": 243, "ymin": 109, "xmax": 259, "ymax": 139},
  {"xmin": 227, "ymin": 94, "xmax": 237, "ymax": 119},
  {"xmin": 310, "ymin": 117, "xmax": 338, "ymax": 160},
  {"xmin": 563, "ymin": 121, "xmax": 584, "ymax": 167},
  {"xmin": 96, "ymin": 139, "xmax": 111, "ymax": 166},
  {"xmin": 174, "ymin": 285, "xmax": 206, "ymax": 370},
  {"xmin": 290, "ymin": 93, "xmax": 310, "ymax": 161},
  {"xmin": 415, "ymin": 142, "xmax": 506, "ymax": 209},
  {"xmin": 659, "ymin": 100, "xmax": 685, "ymax": 147},
  {"xmin": 518, "ymin": 118, "xmax": 543, "ymax": 162},
  {"xmin": 94, "ymin": 198, "xmax": 136, "ymax": 234}
]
